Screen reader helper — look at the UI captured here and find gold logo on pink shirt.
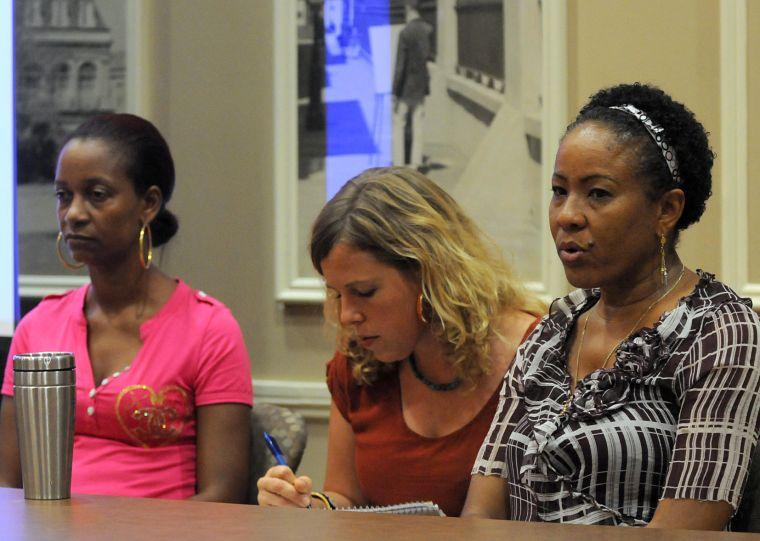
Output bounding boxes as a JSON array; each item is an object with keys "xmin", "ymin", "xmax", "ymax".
[{"xmin": 115, "ymin": 385, "xmax": 190, "ymax": 448}]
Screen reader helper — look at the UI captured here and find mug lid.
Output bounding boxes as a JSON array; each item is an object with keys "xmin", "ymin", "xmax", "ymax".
[{"xmin": 13, "ymin": 352, "xmax": 75, "ymax": 371}]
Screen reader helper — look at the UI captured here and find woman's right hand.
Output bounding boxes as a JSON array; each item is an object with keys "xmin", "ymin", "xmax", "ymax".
[{"xmin": 256, "ymin": 465, "xmax": 313, "ymax": 507}]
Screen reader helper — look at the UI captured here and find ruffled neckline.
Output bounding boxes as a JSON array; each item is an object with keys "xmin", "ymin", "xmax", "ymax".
[
  {"xmin": 518, "ymin": 270, "xmax": 752, "ymax": 488},
  {"xmin": 533, "ymin": 270, "xmax": 751, "ymax": 419}
]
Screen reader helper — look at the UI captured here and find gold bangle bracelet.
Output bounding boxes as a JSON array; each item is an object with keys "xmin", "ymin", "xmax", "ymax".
[{"xmin": 310, "ymin": 491, "xmax": 336, "ymax": 510}]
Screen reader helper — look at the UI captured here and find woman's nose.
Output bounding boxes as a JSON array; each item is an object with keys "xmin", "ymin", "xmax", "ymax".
[
  {"xmin": 61, "ymin": 195, "xmax": 89, "ymax": 226},
  {"xmin": 554, "ymin": 195, "xmax": 587, "ymax": 230},
  {"xmin": 339, "ymin": 300, "xmax": 364, "ymax": 327}
]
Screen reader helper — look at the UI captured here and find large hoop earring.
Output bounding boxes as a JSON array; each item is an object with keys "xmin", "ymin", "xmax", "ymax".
[
  {"xmin": 139, "ymin": 224, "xmax": 153, "ymax": 270},
  {"xmin": 56, "ymin": 232, "xmax": 84, "ymax": 270},
  {"xmin": 659, "ymin": 233, "xmax": 668, "ymax": 287},
  {"xmin": 416, "ymin": 293, "xmax": 428, "ymax": 324}
]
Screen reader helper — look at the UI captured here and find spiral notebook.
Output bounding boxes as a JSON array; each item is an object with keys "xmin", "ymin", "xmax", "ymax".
[{"xmin": 338, "ymin": 501, "xmax": 446, "ymax": 517}]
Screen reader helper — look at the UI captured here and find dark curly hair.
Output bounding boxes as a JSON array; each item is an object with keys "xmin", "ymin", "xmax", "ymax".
[
  {"xmin": 63, "ymin": 114, "xmax": 179, "ymax": 247},
  {"xmin": 565, "ymin": 83, "xmax": 714, "ymax": 232}
]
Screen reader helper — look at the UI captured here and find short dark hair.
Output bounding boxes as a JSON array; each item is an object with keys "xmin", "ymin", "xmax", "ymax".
[
  {"xmin": 63, "ymin": 113, "xmax": 178, "ymax": 246},
  {"xmin": 565, "ymin": 83, "xmax": 714, "ymax": 231}
]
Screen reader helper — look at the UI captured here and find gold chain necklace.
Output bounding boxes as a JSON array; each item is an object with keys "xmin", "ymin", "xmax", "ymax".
[
  {"xmin": 595, "ymin": 266, "xmax": 685, "ymax": 370},
  {"xmin": 562, "ymin": 266, "xmax": 686, "ymax": 414}
]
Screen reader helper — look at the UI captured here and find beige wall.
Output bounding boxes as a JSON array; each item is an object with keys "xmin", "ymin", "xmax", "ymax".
[
  {"xmin": 748, "ymin": 0, "xmax": 760, "ymax": 282},
  {"xmin": 139, "ymin": 0, "xmax": 746, "ymax": 490},
  {"xmin": 147, "ymin": 1, "xmax": 334, "ymax": 385},
  {"xmin": 568, "ymin": 0, "xmax": 722, "ymax": 275}
]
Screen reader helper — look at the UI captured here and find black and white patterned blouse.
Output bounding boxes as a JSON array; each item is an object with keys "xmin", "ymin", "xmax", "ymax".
[{"xmin": 473, "ymin": 271, "xmax": 760, "ymax": 525}]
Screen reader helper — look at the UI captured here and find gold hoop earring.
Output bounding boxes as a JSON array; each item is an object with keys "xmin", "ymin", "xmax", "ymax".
[
  {"xmin": 416, "ymin": 293, "xmax": 428, "ymax": 324},
  {"xmin": 56, "ymin": 232, "xmax": 84, "ymax": 270},
  {"xmin": 139, "ymin": 224, "xmax": 153, "ymax": 270},
  {"xmin": 659, "ymin": 233, "xmax": 668, "ymax": 287}
]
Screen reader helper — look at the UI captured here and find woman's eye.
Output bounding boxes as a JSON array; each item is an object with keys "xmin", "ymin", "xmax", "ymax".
[
  {"xmin": 355, "ymin": 288, "xmax": 376, "ymax": 298},
  {"xmin": 55, "ymin": 190, "xmax": 71, "ymax": 203},
  {"xmin": 550, "ymin": 185, "xmax": 566, "ymax": 197},
  {"xmin": 90, "ymin": 190, "xmax": 108, "ymax": 202},
  {"xmin": 589, "ymin": 188, "xmax": 611, "ymax": 199}
]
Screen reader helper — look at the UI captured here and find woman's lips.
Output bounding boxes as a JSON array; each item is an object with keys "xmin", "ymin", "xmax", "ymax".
[
  {"xmin": 558, "ymin": 249, "xmax": 586, "ymax": 264},
  {"xmin": 66, "ymin": 235, "xmax": 97, "ymax": 248},
  {"xmin": 557, "ymin": 240, "xmax": 591, "ymax": 265},
  {"xmin": 359, "ymin": 336, "xmax": 378, "ymax": 348}
]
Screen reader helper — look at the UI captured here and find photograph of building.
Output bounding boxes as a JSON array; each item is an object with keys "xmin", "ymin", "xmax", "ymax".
[
  {"xmin": 15, "ymin": 0, "xmax": 127, "ymax": 276},
  {"xmin": 296, "ymin": 0, "xmax": 543, "ymax": 281}
]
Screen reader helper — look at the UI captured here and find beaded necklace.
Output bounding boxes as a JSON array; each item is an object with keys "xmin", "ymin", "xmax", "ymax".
[{"xmin": 408, "ymin": 353, "xmax": 462, "ymax": 392}]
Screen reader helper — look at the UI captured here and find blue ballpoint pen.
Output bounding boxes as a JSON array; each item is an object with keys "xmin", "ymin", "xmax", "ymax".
[
  {"xmin": 265, "ymin": 431, "xmax": 315, "ymax": 508},
  {"xmin": 263, "ymin": 431, "xmax": 288, "ymax": 466}
]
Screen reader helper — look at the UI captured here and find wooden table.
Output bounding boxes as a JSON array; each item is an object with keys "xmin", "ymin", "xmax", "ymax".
[{"xmin": 0, "ymin": 488, "xmax": 755, "ymax": 540}]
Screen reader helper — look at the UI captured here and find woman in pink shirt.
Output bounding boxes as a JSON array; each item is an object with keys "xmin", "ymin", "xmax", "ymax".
[{"xmin": 0, "ymin": 114, "xmax": 253, "ymax": 501}]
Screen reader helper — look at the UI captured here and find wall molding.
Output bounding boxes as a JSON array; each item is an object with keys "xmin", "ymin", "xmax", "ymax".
[
  {"xmin": 19, "ymin": 275, "xmax": 88, "ymax": 298},
  {"xmin": 273, "ymin": 0, "xmax": 310, "ymax": 303},
  {"xmin": 253, "ymin": 378, "xmax": 331, "ymax": 420},
  {"xmin": 719, "ymin": 0, "xmax": 756, "ymax": 304}
]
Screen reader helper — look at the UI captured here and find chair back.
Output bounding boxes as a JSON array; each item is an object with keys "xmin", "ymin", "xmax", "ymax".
[
  {"xmin": 248, "ymin": 403, "xmax": 307, "ymax": 503},
  {"xmin": 733, "ymin": 443, "xmax": 760, "ymax": 532}
]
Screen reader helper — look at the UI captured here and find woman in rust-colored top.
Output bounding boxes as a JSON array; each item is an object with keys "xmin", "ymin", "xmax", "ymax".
[
  {"xmin": 325, "ymin": 318, "xmax": 536, "ymax": 516},
  {"xmin": 257, "ymin": 167, "xmax": 543, "ymax": 515}
]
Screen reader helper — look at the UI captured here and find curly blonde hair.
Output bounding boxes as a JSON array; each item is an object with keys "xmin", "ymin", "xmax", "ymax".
[{"xmin": 310, "ymin": 167, "xmax": 544, "ymax": 386}]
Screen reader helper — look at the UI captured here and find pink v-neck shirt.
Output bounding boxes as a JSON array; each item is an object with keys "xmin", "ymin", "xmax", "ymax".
[{"xmin": 2, "ymin": 280, "xmax": 253, "ymax": 499}]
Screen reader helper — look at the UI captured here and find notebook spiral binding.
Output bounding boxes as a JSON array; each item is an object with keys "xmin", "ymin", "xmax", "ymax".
[{"xmin": 337, "ymin": 501, "xmax": 445, "ymax": 517}]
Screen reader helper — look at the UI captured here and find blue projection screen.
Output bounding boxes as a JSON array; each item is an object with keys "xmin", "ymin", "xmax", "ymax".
[
  {"xmin": 0, "ymin": 0, "xmax": 17, "ymax": 337},
  {"xmin": 324, "ymin": 3, "xmax": 391, "ymax": 200}
]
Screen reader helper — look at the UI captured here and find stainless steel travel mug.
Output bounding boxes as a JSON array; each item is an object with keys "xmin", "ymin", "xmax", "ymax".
[{"xmin": 13, "ymin": 352, "xmax": 76, "ymax": 500}]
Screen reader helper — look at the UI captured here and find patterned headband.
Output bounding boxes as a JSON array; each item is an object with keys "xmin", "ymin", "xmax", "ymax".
[{"xmin": 608, "ymin": 104, "xmax": 682, "ymax": 185}]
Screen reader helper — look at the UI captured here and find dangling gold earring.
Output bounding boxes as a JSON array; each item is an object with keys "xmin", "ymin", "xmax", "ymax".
[
  {"xmin": 56, "ymin": 232, "xmax": 84, "ymax": 270},
  {"xmin": 416, "ymin": 293, "xmax": 428, "ymax": 324},
  {"xmin": 139, "ymin": 224, "xmax": 153, "ymax": 270},
  {"xmin": 659, "ymin": 233, "xmax": 668, "ymax": 287}
]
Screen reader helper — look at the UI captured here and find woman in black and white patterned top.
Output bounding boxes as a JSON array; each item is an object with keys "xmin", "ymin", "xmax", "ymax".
[{"xmin": 462, "ymin": 83, "xmax": 760, "ymax": 529}]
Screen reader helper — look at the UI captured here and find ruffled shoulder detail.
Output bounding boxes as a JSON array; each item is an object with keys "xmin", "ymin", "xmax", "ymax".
[
  {"xmin": 686, "ymin": 270, "xmax": 753, "ymax": 312},
  {"xmin": 547, "ymin": 288, "xmax": 599, "ymax": 327}
]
